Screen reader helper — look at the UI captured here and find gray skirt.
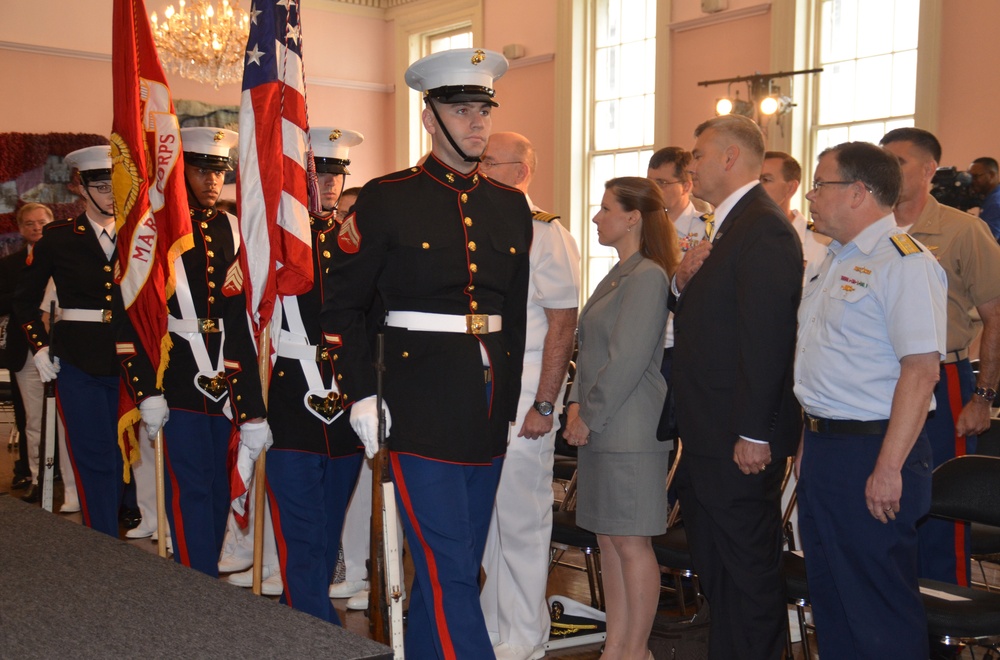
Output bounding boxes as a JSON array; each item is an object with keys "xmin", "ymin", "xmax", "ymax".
[{"xmin": 575, "ymin": 447, "xmax": 670, "ymax": 537}]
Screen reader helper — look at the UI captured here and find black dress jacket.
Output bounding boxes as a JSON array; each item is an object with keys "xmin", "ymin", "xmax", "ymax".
[{"xmin": 321, "ymin": 154, "xmax": 533, "ymax": 464}]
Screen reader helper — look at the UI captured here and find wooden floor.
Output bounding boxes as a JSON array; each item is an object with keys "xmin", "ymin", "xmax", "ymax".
[{"xmin": 1, "ymin": 410, "xmax": 994, "ymax": 659}]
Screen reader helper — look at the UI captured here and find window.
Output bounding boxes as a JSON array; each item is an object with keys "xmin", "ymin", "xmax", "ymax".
[
  {"xmin": 584, "ymin": 0, "xmax": 657, "ymax": 295},
  {"xmin": 812, "ymin": 0, "xmax": 919, "ymax": 156}
]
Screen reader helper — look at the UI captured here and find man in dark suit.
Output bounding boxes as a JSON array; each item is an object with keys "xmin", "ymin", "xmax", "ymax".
[{"xmin": 670, "ymin": 114, "xmax": 803, "ymax": 660}]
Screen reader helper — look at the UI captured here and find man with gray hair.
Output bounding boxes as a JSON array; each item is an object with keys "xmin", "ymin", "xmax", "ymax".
[
  {"xmin": 796, "ymin": 141, "xmax": 947, "ymax": 658},
  {"xmin": 671, "ymin": 114, "xmax": 803, "ymax": 659}
]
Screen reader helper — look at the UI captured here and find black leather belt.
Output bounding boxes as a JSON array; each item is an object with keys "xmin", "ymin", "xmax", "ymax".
[{"xmin": 805, "ymin": 415, "xmax": 888, "ymax": 435}]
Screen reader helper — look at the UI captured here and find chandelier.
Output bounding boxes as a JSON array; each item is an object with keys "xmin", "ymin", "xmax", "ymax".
[{"xmin": 150, "ymin": 0, "xmax": 250, "ymax": 89}]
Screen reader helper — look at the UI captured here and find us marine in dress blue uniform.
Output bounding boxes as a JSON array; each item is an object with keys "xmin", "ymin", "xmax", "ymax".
[
  {"xmin": 15, "ymin": 146, "xmax": 123, "ymax": 537},
  {"xmin": 264, "ymin": 126, "xmax": 365, "ymax": 623},
  {"xmin": 119, "ymin": 128, "xmax": 270, "ymax": 577},
  {"xmin": 321, "ymin": 49, "xmax": 532, "ymax": 659}
]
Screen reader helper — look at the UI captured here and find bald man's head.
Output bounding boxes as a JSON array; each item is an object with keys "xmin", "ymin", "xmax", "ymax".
[{"xmin": 482, "ymin": 131, "xmax": 536, "ymax": 192}]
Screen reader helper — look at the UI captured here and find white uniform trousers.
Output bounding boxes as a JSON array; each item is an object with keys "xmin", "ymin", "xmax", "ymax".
[
  {"xmin": 132, "ymin": 426, "xmax": 159, "ymax": 534},
  {"xmin": 15, "ymin": 360, "xmax": 73, "ymax": 500},
  {"xmin": 338, "ymin": 458, "xmax": 405, "ymax": 584},
  {"xmin": 481, "ymin": 361, "xmax": 561, "ymax": 649},
  {"xmin": 341, "ymin": 459, "xmax": 373, "ymax": 583},
  {"xmin": 220, "ymin": 486, "xmax": 278, "ymax": 568}
]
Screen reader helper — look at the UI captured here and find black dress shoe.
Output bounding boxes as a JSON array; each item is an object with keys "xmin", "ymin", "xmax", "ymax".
[
  {"xmin": 21, "ymin": 485, "xmax": 40, "ymax": 503},
  {"xmin": 11, "ymin": 475, "xmax": 32, "ymax": 490},
  {"xmin": 120, "ymin": 507, "xmax": 142, "ymax": 529}
]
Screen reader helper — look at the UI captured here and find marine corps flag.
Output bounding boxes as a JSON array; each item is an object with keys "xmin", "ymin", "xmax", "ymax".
[{"xmin": 110, "ymin": 0, "xmax": 193, "ymax": 474}]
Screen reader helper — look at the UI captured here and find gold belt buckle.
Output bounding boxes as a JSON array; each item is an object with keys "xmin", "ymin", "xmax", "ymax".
[
  {"xmin": 101, "ymin": 309, "xmax": 113, "ymax": 323},
  {"xmin": 316, "ymin": 346, "xmax": 329, "ymax": 362},
  {"xmin": 197, "ymin": 372, "xmax": 227, "ymax": 397},
  {"xmin": 199, "ymin": 318, "xmax": 220, "ymax": 333},
  {"xmin": 307, "ymin": 392, "xmax": 342, "ymax": 421},
  {"xmin": 806, "ymin": 416, "xmax": 819, "ymax": 433},
  {"xmin": 466, "ymin": 314, "xmax": 489, "ymax": 335}
]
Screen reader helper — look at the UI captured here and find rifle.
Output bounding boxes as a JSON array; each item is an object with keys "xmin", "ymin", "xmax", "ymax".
[
  {"xmin": 368, "ymin": 333, "xmax": 404, "ymax": 657},
  {"xmin": 38, "ymin": 300, "xmax": 57, "ymax": 512}
]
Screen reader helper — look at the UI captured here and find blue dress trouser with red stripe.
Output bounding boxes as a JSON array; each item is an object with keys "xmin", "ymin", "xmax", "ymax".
[
  {"xmin": 390, "ymin": 452, "xmax": 503, "ymax": 660},
  {"xmin": 799, "ymin": 429, "xmax": 932, "ymax": 660},
  {"xmin": 162, "ymin": 410, "xmax": 232, "ymax": 577},
  {"xmin": 266, "ymin": 449, "xmax": 363, "ymax": 624},
  {"xmin": 918, "ymin": 359, "xmax": 975, "ymax": 585},
  {"xmin": 57, "ymin": 361, "xmax": 122, "ymax": 538}
]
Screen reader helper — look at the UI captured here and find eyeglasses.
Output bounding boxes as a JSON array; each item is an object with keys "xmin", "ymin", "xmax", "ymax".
[
  {"xmin": 480, "ymin": 158, "xmax": 522, "ymax": 169},
  {"xmin": 810, "ymin": 180, "xmax": 857, "ymax": 192},
  {"xmin": 87, "ymin": 183, "xmax": 113, "ymax": 194},
  {"xmin": 652, "ymin": 178, "xmax": 684, "ymax": 187}
]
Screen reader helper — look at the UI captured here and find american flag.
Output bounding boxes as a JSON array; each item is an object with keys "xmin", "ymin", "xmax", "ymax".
[
  {"xmin": 233, "ymin": 0, "xmax": 316, "ymax": 521},
  {"xmin": 238, "ymin": 0, "xmax": 315, "ymax": 336},
  {"xmin": 111, "ymin": 0, "xmax": 193, "ymax": 476}
]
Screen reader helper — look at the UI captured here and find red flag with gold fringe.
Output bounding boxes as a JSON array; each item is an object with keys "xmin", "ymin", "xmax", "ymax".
[{"xmin": 111, "ymin": 0, "xmax": 194, "ymax": 477}]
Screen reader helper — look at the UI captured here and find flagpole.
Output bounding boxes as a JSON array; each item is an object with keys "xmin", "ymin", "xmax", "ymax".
[
  {"xmin": 155, "ymin": 429, "xmax": 168, "ymax": 558},
  {"xmin": 251, "ymin": 322, "xmax": 272, "ymax": 596}
]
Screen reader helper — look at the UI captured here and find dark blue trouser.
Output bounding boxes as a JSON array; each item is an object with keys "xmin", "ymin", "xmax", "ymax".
[
  {"xmin": 918, "ymin": 359, "xmax": 975, "ymax": 584},
  {"xmin": 799, "ymin": 429, "xmax": 932, "ymax": 659},
  {"xmin": 57, "ymin": 361, "xmax": 122, "ymax": 537},
  {"xmin": 390, "ymin": 452, "xmax": 502, "ymax": 660},
  {"xmin": 162, "ymin": 410, "xmax": 232, "ymax": 577},
  {"xmin": 267, "ymin": 449, "xmax": 363, "ymax": 624}
]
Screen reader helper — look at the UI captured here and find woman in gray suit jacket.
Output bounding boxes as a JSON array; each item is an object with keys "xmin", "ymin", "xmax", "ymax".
[{"xmin": 563, "ymin": 177, "xmax": 679, "ymax": 660}]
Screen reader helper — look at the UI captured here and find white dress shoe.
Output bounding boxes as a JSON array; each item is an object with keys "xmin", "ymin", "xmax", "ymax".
[
  {"xmin": 328, "ymin": 579, "xmax": 368, "ymax": 599},
  {"xmin": 126, "ymin": 525, "xmax": 155, "ymax": 539},
  {"xmin": 346, "ymin": 589, "xmax": 369, "ymax": 611},
  {"xmin": 218, "ymin": 550, "xmax": 255, "ymax": 574},
  {"xmin": 347, "ymin": 587, "xmax": 405, "ymax": 611},
  {"xmin": 59, "ymin": 496, "xmax": 81, "ymax": 514},
  {"xmin": 493, "ymin": 642, "xmax": 546, "ymax": 660},
  {"xmin": 228, "ymin": 565, "xmax": 282, "ymax": 596}
]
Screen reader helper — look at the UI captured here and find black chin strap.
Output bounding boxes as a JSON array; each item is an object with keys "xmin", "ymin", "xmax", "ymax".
[
  {"xmin": 428, "ymin": 100, "xmax": 481, "ymax": 164},
  {"xmin": 84, "ymin": 186, "xmax": 114, "ymax": 217}
]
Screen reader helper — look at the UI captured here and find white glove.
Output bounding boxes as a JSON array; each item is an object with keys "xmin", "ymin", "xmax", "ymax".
[
  {"xmin": 33, "ymin": 346, "xmax": 60, "ymax": 382},
  {"xmin": 350, "ymin": 395, "xmax": 392, "ymax": 459},
  {"xmin": 239, "ymin": 420, "xmax": 273, "ymax": 461},
  {"xmin": 139, "ymin": 395, "xmax": 169, "ymax": 438}
]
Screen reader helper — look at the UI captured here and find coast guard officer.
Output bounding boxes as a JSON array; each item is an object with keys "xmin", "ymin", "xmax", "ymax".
[
  {"xmin": 263, "ymin": 126, "xmax": 366, "ymax": 622},
  {"xmin": 14, "ymin": 145, "xmax": 123, "ymax": 537},
  {"xmin": 321, "ymin": 48, "xmax": 532, "ymax": 658},
  {"xmin": 119, "ymin": 127, "xmax": 270, "ymax": 577},
  {"xmin": 795, "ymin": 141, "xmax": 947, "ymax": 658}
]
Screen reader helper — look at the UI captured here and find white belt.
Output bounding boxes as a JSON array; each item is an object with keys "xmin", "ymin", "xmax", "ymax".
[
  {"xmin": 167, "ymin": 317, "xmax": 224, "ymax": 334},
  {"xmin": 275, "ymin": 330, "xmax": 326, "ymax": 362},
  {"xmin": 61, "ymin": 308, "xmax": 112, "ymax": 323},
  {"xmin": 385, "ymin": 311, "xmax": 502, "ymax": 335}
]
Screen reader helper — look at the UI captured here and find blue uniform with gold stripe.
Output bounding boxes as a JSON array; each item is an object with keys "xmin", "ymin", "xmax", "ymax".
[
  {"xmin": 14, "ymin": 213, "xmax": 123, "ymax": 536},
  {"xmin": 321, "ymin": 154, "xmax": 531, "ymax": 658},
  {"xmin": 266, "ymin": 211, "xmax": 363, "ymax": 622},
  {"xmin": 119, "ymin": 206, "xmax": 266, "ymax": 576}
]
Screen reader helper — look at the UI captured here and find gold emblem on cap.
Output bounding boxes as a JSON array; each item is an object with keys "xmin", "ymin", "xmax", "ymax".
[
  {"xmin": 213, "ymin": 131, "xmax": 225, "ymax": 142},
  {"xmin": 329, "ymin": 129, "xmax": 342, "ymax": 141},
  {"xmin": 471, "ymin": 49, "xmax": 486, "ymax": 65}
]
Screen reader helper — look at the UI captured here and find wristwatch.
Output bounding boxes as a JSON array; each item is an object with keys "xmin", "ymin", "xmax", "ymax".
[
  {"xmin": 973, "ymin": 387, "xmax": 998, "ymax": 403},
  {"xmin": 533, "ymin": 400, "xmax": 555, "ymax": 416}
]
